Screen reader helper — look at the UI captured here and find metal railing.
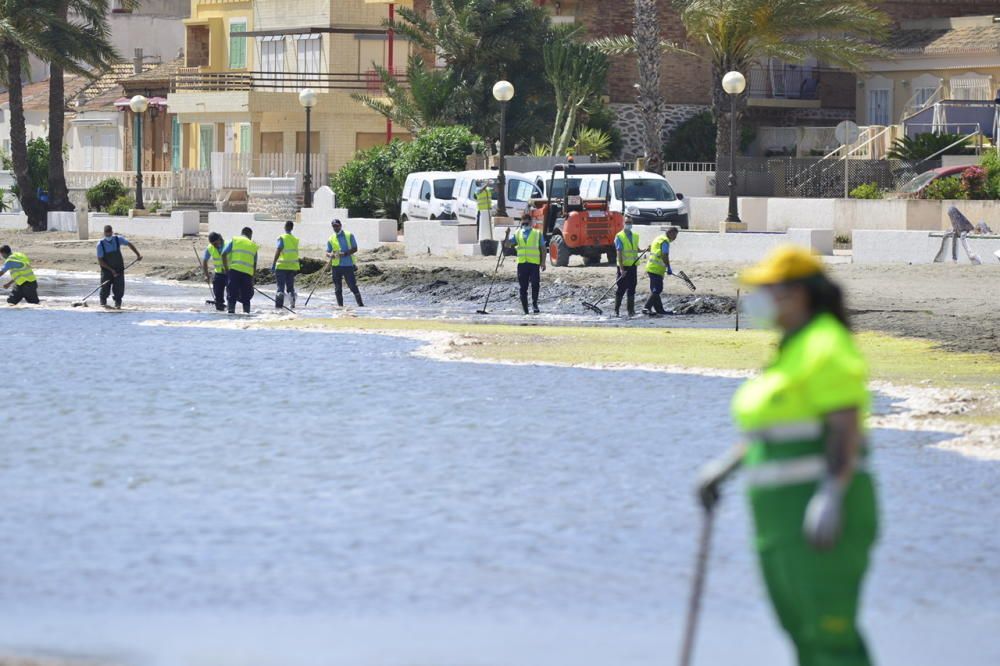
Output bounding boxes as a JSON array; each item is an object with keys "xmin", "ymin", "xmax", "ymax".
[
  {"xmin": 171, "ymin": 70, "xmax": 407, "ymax": 93},
  {"xmin": 900, "ymin": 86, "xmax": 943, "ymax": 124},
  {"xmin": 746, "ymin": 63, "xmax": 833, "ymax": 100},
  {"xmin": 664, "ymin": 162, "xmax": 716, "ymax": 172}
]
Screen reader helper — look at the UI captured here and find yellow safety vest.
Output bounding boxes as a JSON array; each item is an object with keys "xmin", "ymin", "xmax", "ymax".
[
  {"xmin": 731, "ymin": 313, "xmax": 875, "ymax": 548},
  {"xmin": 207, "ymin": 244, "xmax": 226, "ymax": 274},
  {"xmin": 229, "ymin": 235, "xmax": 259, "ymax": 276},
  {"xmin": 328, "ymin": 231, "xmax": 356, "ymax": 267},
  {"xmin": 514, "ymin": 228, "xmax": 542, "ymax": 265},
  {"xmin": 276, "ymin": 233, "xmax": 300, "ymax": 271},
  {"xmin": 476, "ymin": 187, "xmax": 492, "ymax": 212},
  {"xmin": 645, "ymin": 235, "xmax": 670, "ymax": 276},
  {"xmin": 616, "ymin": 230, "xmax": 640, "ymax": 267},
  {"xmin": 7, "ymin": 252, "xmax": 35, "ymax": 285}
]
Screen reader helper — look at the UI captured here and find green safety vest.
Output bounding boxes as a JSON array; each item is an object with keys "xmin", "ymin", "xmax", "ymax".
[
  {"xmin": 276, "ymin": 233, "xmax": 300, "ymax": 271},
  {"xmin": 616, "ymin": 230, "xmax": 640, "ymax": 267},
  {"xmin": 229, "ymin": 235, "xmax": 259, "ymax": 276},
  {"xmin": 7, "ymin": 252, "xmax": 35, "ymax": 285},
  {"xmin": 731, "ymin": 313, "xmax": 876, "ymax": 549},
  {"xmin": 476, "ymin": 187, "xmax": 492, "ymax": 212},
  {"xmin": 645, "ymin": 235, "xmax": 670, "ymax": 276},
  {"xmin": 328, "ymin": 231, "xmax": 356, "ymax": 267},
  {"xmin": 207, "ymin": 244, "xmax": 226, "ymax": 274},
  {"xmin": 514, "ymin": 228, "xmax": 542, "ymax": 265}
]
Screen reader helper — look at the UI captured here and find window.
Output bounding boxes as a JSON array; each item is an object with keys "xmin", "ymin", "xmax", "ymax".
[
  {"xmin": 199, "ymin": 125, "xmax": 214, "ymax": 171},
  {"xmin": 950, "ymin": 74, "xmax": 992, "ymax": 101},
  {"xmin": 867, "ymin": 88, "xmax": 891, "ymax": 126},
  {"xmin": 259, "ymin": 36, "xmax": 285, "ymax": 89},
  {"xmin": 296, "ymin": 34, "xmax": 321, "ymax": 79},
  {"xmin": 171, "ymin": 116, "xmax": 181, "ymax": 171},
  {"xmin": 508, "ymin": 179, "xmax": 540, "ymax": 203},
  {"xmin": 433, "ymin": 179, "xmax": 455, "ymax": 200},
  {"xmin": 295, "ymin": 131, "xmax": 319, "ymax": 154},
  {"xmin": 419, "ymin": 180, "xmax": 431, "ymax": 201},
  {"xmin": 239, "ymin": 124, "xmax": 251, "ymax": 154},
  {"xmin": 229, "ymin": 19, "xmax": 247, "ymax": 70}
]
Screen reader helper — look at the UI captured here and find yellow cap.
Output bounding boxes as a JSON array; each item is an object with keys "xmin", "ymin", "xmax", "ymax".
[{"xmin": 739, "ymin": 245, "xmax": 824, "ymax": 286}]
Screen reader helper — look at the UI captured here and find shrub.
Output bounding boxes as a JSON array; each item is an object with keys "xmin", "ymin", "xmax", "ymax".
[
  {"xmin": 922, "ymin": 176, "xmax": 965, "ymax": 201},
  {"xmin": 573, "ymin": 127, "xmax": 613, "ymax": 159},
  {"xmin": 582, "ymin": 103, "xmax": 623, "ymax": 159},
  {"xmin": 107, "ymin": 194, "xmax": 136, "ymax": 216},
  {"xmin": 663, "ymin": 111, "xmax": 756, "ymax": 163},
  {"xmin": 960, "ymin": 166, "xmax": 988, "ymax": 200},
  {"xmin": 0, "ymin": 187, "xmax": 9, "ymax": 213},
  {"xmin": 977, "ymin": 152, "xmax": 1000, "ymax": 199},
  {"xmin": 147, "ymin": 200, "xmax": 162, "ymax": 214},
  {"xmin": 887, "ymin": 133, "xmax": 971, "ymax": 161},
  {"xmin": 86, "ymin": 178, "xmax": 128, "ymax": 211},
  {"xmin": 1, "ymin": 137, "xmax": 51, "ymax": 197},
  {"xmin": 849, "ymin": 182, "xmax": 884, "ymax": 199}
]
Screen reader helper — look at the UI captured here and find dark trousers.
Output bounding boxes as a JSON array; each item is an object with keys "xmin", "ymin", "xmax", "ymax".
[
  {"xmin": 517, "ymin": 263, "xmax": 540, "ymax": 313},
  {"xmin": 226, "ymin": 270, "xmax": 254, "ymax": 313},
  {"xmin": 332, "ymin": 266, "xmax": 363, "ymax": 306},
  {"xmin": 615, "ymin": 265, "xmax": 638, "ymax": 315},
  {"xmin": 644, "ymin": 273, "xmax": 667, "ymax": 314},
  {"xmin": 212, "ymin": 273, "xmax": 227, "ymax": 311},
  {"xmin": 7, "ymin": 280, "xmax": 39, "ymax": 305},
  {"xmin": 99, "ymin": 268, "xmax": 125, "ymax": 305},
  {"xmin": 275, "ymin": 269, "xmax": 297, "ymax": 308}
]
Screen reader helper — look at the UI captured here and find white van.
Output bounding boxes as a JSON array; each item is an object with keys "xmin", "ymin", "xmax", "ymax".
[
  {"xmin": 400, "ymin": 171, "xmax": 458, "ymax": 221},
  {"xmin": 452, "ymin": 169, "xmax": 540, "ymax": 224},
  {"xmin": 521, "ymin": 170, "xmax": 585, "ymax": 200},
  {"xmin": 580, "ymin": 170, "xmax": 688, "ymax": 228}
]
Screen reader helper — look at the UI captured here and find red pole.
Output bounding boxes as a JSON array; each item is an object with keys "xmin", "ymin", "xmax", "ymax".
[{"xmin": 387, "ymin": 2, "xmax": 395, "ymax": 143}]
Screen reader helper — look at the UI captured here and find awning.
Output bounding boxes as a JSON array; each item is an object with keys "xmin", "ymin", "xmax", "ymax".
[
  {"xmin": 232, "ymin": 26, "xmax": 389, "ymax": 37},
  {"xmin": 114, "ymin": 96, "xmax": 168, "ymax": 110}
]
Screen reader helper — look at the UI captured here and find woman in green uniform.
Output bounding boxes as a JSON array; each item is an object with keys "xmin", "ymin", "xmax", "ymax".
[{"xmin": 697, "ymin": 245, "xmax": 879, "ymax": 666}]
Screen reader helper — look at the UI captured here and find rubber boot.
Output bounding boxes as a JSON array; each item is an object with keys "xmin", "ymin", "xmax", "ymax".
[
  {"xmin": 627, "ymin": 293, "xmax": 636, "ymax": 317},
  {"xmin": 654, "ymin": 294, "xmax": 667, "ymax": 315},
  {"xmin": 353, "ymin": 290, "xmax": 364, "ymax": 307},
  {"xmin": 335, "ymin": 290, "xmax": 344, "ymax": 307},
  {"xmin": 532, "ymin": 303, "xmax": 540, "ymax": 314},
  {"xmin": 614, "ymin": 293, "xmax": 624, "ymax": 318},
  {"xmin": 520, "ymin": 295, "xmax": 529, "ymax": 315},
  {"xmin": 275, "ymin": 292, "xmax": 284, "ymax": 310},
  {"xmin": 642, "ymin": 295, "xmax": 655, "ymax": 316},
  {"xmin": 289, "ymin": 291, "xmax": 297, "ymax": 309}
]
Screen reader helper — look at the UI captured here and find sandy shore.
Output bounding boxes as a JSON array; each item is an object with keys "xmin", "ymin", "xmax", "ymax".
[{"xmin": 5, "ymin": 229, "xmax": 998, "ymax": 353}]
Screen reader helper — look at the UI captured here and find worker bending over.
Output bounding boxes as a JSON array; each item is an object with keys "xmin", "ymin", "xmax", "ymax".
[
  {"xmin": 614, "ymin": 214, "xmax": 641, "ymax": 317},
  {"xmin": 201, "ymin": 232, "xmax": 227, "ymax": 311},
  {"xmin": 97, "ymin": 225, "xmax": 142, "ymax": 309},
  {"xmin": 0, "ymin": 245, "xmax": 40, "ymax": 305},
  {"xmin": 223, "ymin": 226, "xmax": 258, "ymax": 314},
  {"xmin": 642, "ymin": 227, "xmax": 678, "ymax": 316},
  {"xmin": 272, "ymin": 220, "xmax": 300, "ymax": 309},
  {"xmin": 509, "ymin": 213, "xmax": 546, "ymax": 314},
  {"xmin": 326, "ymin": 219, "xmax": 364, "ymax": 307}
]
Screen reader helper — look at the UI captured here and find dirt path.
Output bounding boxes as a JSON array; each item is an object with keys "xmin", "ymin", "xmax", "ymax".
[{"xmin": 5, "ymin": 230, "xmax": 998, "ymax": 353}]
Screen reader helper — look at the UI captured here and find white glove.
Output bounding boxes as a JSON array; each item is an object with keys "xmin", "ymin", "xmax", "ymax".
[{"xmin": 804, "ymin": 477, "xmax": 845, "ymax": 550}]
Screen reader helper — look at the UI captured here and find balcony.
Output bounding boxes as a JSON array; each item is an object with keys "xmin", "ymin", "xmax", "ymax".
[
  {"xmin": 171, "ymin": 70, "xmax": 407, "ymax": 93},
  {"xmin": 746, "ymin": 64, "xmax": 850, "ymax": 109}
]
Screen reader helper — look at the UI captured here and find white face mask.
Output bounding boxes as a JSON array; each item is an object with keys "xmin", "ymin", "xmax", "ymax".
[
  {"xmin": 741, "ymin": 289, "xmax": 778, "ymax": 328},
  {"xmin": 624, "ymin": 223, "xmax": 633, "ymax": 231}
]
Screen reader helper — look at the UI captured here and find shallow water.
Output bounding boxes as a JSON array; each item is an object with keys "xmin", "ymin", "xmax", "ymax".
[{"xmin": 2, "ymin": 306, "xmax": 998, "ymax": 665}]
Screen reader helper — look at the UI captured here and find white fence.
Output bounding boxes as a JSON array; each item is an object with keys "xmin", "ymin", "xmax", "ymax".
[
  {"xmin": 210, "ymin": 152, "xmax": 328, "ymax": 191},
  {"xmin": 66, "ymin": 169, "xmax": 213, "ymax": 204}
]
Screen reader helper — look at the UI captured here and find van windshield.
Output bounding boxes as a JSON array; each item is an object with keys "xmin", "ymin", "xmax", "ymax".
[
  {"xmin": 546, "ymin": 177, "xmax": 583, "ymax": 198},
  {"xmin": 613, "ymin": 179, "xmax": 676, "ymax": 202},
  {"xmin": 434, "ymin": 179, "xmax": 456, "ymax": 199}
]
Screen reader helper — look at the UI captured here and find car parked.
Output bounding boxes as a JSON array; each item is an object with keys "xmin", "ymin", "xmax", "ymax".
[
  {"xmin": 451, "ymin": 169, "xmax": 540, "ymax": 224},
  {"xmin": 580, "ymin": 170, "xmax": 688, "ymax": 228},
  {"xmin": 400, "ymin": 171, "xmax": 458, "ymax": 222}
]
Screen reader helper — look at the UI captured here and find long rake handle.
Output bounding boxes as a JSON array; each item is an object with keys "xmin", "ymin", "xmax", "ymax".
[
  {"xmin": 678, "ymin": 508, "xmax": 715, "ymax": 666},
  {"xmin": 76, "ymin": 258, "xmax": 141, "ymax": 305},
  {"xmin": 588, "ymin": 248, "xmax": 651, "ymax": 308},
  {"xmin": 478, "ymin": 230, "xmax": 510, "ymax": 313},
  {"xmin": 254, "ymin": 286, "xmax": 297, "ymax": 315}
]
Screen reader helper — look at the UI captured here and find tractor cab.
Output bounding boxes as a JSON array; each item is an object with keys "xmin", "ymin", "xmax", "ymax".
[{"xmin": 531, "ymin": 162, "xmax": 627, "ymax": 267}]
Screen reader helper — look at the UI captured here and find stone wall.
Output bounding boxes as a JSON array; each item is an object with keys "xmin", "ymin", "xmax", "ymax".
[
  {"xmin": 612, "ymin": 103, "xmax": 710, "ymax": 161},
  {"xmin": 248, "ymin": 195, "xmax": 300, "ymax": 219}
]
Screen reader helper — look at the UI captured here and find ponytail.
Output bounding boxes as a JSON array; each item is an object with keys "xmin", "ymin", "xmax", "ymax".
[{"xmin": 803, "ymin": 274, "xmax": 851, "ymax": 330}]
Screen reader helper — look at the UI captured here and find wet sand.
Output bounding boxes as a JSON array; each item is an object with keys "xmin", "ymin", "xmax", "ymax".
[{"xmin": 5, "ymin": 229, "xmax": 998, "ymax": 353}]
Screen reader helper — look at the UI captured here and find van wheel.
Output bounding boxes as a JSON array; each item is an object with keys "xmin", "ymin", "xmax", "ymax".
[
  {"xmin": 606, "ymin": 248, "xmax": 617, "ymax": 265},
  {"xmin": 554, "ymin": 235, "xmax": 571, "ymax": 267}
]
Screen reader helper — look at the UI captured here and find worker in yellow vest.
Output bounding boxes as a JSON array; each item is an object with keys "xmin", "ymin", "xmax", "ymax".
[
  {"xmin": 697, "ymin": 245, "xmax": 878, "ymax": 666},
  {"xmin": 476, "ymin": 180, "xmax": 493, "ymax": 240},
  {"xmin": 0, "ymin": 244, "xmax": 40, "ymax": 304},
  {"xmin": 222, "ymin": 226, "xmax": 259, "ymax": 314},
  {"xmin": 642, "ymin": 227, "xmax": 678, "ymax": 316},
  {"xmin": 326, "ymin": 218, "xmax": 364, "ymax": 307},
  {"xmin": 507, "ymin": 213, "xmax": 546, "ymax": 314},
  {"xmin": 613, "ymin": 214, "xmax": 641, "ymax": 317},
  {"xmin": 271, "ymin": 220, "xmax": 300, "ymax": 309},
  {"xmin": 201, "ymin": 232, "xmax": 227, "ymax": 311}
]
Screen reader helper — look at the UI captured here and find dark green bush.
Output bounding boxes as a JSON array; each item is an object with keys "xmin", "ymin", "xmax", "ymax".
[
  {"xmin": 86, "ymin": 178, "xmax": 128, "ymax": 211},
  {"xmin": 1, "ymin": 137, "xmax": 50, "ymax": 197},
  {"xmin": 107, "ymin": 194, "xmax": 136, "ymax": 216},
  {"xmin": 922, "ymin": 176, "xmax": 965, "ymax": 201},
  {"xmin": 663, "ymin": 111, "xmax": 755, "ymax": 163},
  {"xmin": 887, "ymin": 133, "xmax": 971, "ymax": 161},
  {"xmin": 849, "ymin": 182, "xmax": 883, "ymax": 199}
]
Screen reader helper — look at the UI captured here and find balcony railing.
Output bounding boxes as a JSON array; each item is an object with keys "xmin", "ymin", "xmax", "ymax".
[
  {"xmin": 746, "ymin": 64, "xmax": 842, "ymax": 101},
  {"xmin": 171, "ymin": 70, "xmax": 407, "ymax": 93}
]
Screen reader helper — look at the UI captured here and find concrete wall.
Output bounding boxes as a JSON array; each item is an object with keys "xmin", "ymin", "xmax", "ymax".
[
  {"xmin": 689, "ymin": 196, "xmax": 769, "ymax": 231},
  {"xmin": 404, "ymin": 220, "xmax": 480, "ymax": 257},
  {"xmin": 89, "ymin": 211, "xmax": 198, "ymax": 239},
  {"xmin": 207, "ymin": 213, "xmax": 395, "ymax": 251},
  {"xmin": 0, "ymin": 212, "xmax": 27, "ymax": 230},
  {"xmin": 766, "ymin": 198, "xmax": 945, "ymax": 235},
  {"xmin": 854, "ymin": 230, "xmax": 1000, "ymax": 264},
  {"xmin": 669, "ymin": 228, "xmax": 834, "ymax": 263},
  {"xmin": 664, "ymin": 172, "xmax": 714, "ymax": 198},
  {"xmin": 940, "ymin": 200, "xmax": 1000, "ymax": 229}
]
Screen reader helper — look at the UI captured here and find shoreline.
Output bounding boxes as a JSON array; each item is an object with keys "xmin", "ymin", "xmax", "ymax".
[{"xmin": 138, "ymin": 316, "xmax": 1000, "ymax": 460}]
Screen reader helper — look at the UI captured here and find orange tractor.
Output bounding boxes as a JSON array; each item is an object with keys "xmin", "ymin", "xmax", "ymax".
[{"xmin": 530, "ymin": 162, "xmax": 626, "ymax": 267}]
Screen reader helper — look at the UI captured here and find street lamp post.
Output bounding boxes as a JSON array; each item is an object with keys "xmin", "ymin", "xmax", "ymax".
[
  {"xmin": 492, "ymin": 80, "xmax": 514, "ymax": 218},
  {"xmin": 129, "ymin": 95, "xmax": 149, "ymax": 210},
  {"xmin": 721, "ymin": 71, "xmax": 746, "ymax": 225},
  {"xmin": 299, "ymin": 88, "xmax": 318, "ymax": 209}
]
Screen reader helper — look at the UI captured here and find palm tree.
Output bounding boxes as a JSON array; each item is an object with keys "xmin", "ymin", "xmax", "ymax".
[
  {"xmin": 542, "ymin": 29, "xmax": 608, "ymax": 156},
  {"xmin": 633, "ymin": 0, "xmax": 664, "ymax": 173},
  {"xmin": 45, "ymin": 1, "xmax": 124, "ymax": 213},
  {"xmin": 595, "ymin": 0, "xmax": 889, "ymax": 166},
  {"xmin": 351, "ymin": 54, "xmax": 469, "ymax": 133}
]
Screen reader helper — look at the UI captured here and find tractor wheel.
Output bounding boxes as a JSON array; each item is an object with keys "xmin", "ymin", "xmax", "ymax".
[{"xmin": 554, "ymin": 236, "xmax": 571, "ymax": 267}]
